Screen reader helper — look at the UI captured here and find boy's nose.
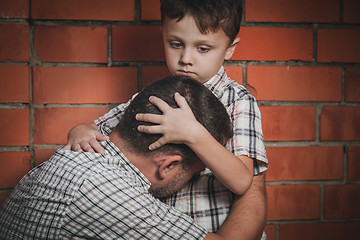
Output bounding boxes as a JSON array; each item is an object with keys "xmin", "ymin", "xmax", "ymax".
[{"xmin": 179, "ymin": 48, "xmax": 194, "ymax": 65}]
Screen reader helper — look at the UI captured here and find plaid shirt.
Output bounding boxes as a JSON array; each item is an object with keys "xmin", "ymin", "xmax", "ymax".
[
  {"xmin": 95, "ymin": 66, "xmax": 268, "ymax": 235},
  {"xmin": 96, "ymin": 66, "xmax": 268, "ymax": 174},
  {"xmin": 0, "ymin": 140, "xmax": 207, "ymax": 239}
]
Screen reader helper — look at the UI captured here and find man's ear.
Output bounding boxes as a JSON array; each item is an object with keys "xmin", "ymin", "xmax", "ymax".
[
  {"xmin": 225, "ymin": 37, "xmax": 240, "ymax": 60},
  {"xmin": 158, "ymin": 155, "xmax": 183, "ymax": 179}
]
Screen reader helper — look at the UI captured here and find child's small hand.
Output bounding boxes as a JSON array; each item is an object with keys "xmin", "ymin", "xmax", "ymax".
[
  {"xmin": 63, "ymin": 123, "xmax": 109, "ymax": 153},
  {"xmin": 136, "ymin": 92, "xmax": 203, "ymax": 150}
]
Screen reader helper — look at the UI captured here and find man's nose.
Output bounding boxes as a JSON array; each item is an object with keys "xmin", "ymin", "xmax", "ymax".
[{"xmin": 179, "ymin": 48, "xmax": 194, "ymax": 65}]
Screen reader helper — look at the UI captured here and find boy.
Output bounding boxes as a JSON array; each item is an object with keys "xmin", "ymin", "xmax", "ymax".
[{"xmin": 65, "ymin": 0, "xmax": 268, "ymax": 238}]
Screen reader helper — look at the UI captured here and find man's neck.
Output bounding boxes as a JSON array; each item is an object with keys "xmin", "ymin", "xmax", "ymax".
[{"xmin": 108, "ymin": 131, "xmax": 157, "ymax": 183}]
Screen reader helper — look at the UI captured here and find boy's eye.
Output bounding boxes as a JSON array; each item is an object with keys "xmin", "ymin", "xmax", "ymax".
[
  {"xmin": 198, "ymin": 46, "xmax": 210, "ymax": 53},
  {"xmin": 169, "ymin": 41, "xmax": 183, "ymax": 49}
]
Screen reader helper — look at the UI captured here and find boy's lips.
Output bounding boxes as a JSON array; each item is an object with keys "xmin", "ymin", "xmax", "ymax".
[{"xmin": 178, "ymin": 70, "xmax": 196, "ymax": 76}]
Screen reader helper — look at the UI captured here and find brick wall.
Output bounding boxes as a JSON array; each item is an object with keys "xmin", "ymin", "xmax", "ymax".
[{"xmin": 0, "ymin": 0, "xmax": 359, "ymax": 239}]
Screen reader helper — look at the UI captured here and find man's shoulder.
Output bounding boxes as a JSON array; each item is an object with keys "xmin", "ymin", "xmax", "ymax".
[{"xmin": 51, "ymin": 149, "xmax": 105, "ymax": 172}]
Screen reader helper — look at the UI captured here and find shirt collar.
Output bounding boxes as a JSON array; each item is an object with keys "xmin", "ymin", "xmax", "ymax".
[
  {"xmin": 98, "ymin": 126, "xmax": 152, "ymax": 190},
  {"xmin": 203, "ymin": 66, "xmax": 228, "ymax": 94}
]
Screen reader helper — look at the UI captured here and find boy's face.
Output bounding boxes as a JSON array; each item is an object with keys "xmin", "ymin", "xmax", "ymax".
[{"xmin": 162, "ymin": 14, "xmax": 239, "ymax": 83}]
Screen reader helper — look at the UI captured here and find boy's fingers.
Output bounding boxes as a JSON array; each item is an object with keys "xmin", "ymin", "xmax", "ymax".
[
  {"xmin": 72, "ymin": 143, "xmax": 83, "ymax": 152},
  {"xmin": 80, "ymin": 142, "xmax": 94, "ymax": 153},
  {"xmin": 137, "ymin": 125, "xmax": 162, "ymax": 134},
  {"xmin": 94, "ymin": 131, "xmax": 109, "ymax": 141},
  {"xmin": 174, "ymin": 92, "xmax": 189, "ymax": 109},
  {"xmin": 149, "ymin": 138, "xmax": 167, "ymax": 150},
  {"xmin": 136, "ymin": 113, "xmax": 163, "ymax": 124},
  {"xmin": 89, "ymin": 139, "xmax": 105, "ymax": 154},
  {"xmin": 63, "ymin": 144, "xmax": 71, "ymax": 150},
  {"xmin": 149, "ymin": 96, "xmax": 171, "ymax": 112}
]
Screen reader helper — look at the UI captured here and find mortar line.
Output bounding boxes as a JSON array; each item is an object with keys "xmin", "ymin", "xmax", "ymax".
[
  {"xmin": 320, "ymin": 183, "xmax": 324, "ymax": 221},
  {"xmin": 107, "ymin": 24, "xmax": 112, "ymax": 66},
  {"xmin": 313, "ymin": 24, "xmax": 318, "ymax": 63},
  {"xmin": 315, "ymin": 104, "xmax": 321, "ymax": 144},
  {"xmin": 339, "ymin": 0, "xmax": 344, "ymax": 23},
  {"xmin": 341, "ymin": 67, "xmax": 346, "ymax": 103},
  {"xmin": 343, "ymin": 145, "xmax": 348, "ymax": 184},
  {"xmin": 28, "ymin": 0, "xmax": 35, "ymax": 168},
  {"xmin": 135, "ymin": 0, "xmax": 141, "ymax": 23}
]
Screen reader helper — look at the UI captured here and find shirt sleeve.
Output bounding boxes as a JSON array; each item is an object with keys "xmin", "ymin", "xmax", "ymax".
[
  {"xmin": 94, "ymin": 93, "xmax": 138, "ymax": 129},
  {"xmin": 61, "ymin": 172, "xmax": 207, "ymax": 239},
  {"xmin": 228, "ymin": 92, "xmax": 268, "ymax": 175}
]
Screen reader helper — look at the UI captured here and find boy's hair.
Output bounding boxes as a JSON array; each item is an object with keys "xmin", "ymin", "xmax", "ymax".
[
  {"xmin": 115, "ymin": 75, "xmax": 232, "ymax": 168},
  {"xmin": 160, "ymin": 0, "xmax": 242, "ymax": 43}
]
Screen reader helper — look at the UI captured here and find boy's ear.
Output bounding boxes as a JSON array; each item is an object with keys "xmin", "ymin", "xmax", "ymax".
[
  {"xmin": 158, "ymin": 155, "xmax": 183, "ymax": 179},
  {"xmin": 225, "ymin": 37, "xmax": 240, "ymax": 60}
]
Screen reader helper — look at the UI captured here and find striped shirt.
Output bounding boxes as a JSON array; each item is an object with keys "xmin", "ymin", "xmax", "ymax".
[
  {"xmin": 94, "ymin": 66, "xmax": 268, "ymax": 234},
  {"xmin": 0, "ymin": 140, "xmax": 207, "ymax": 239},
  {"xmin": 95, "ymin": 66, "xmax": 268, "ymax": 174}
]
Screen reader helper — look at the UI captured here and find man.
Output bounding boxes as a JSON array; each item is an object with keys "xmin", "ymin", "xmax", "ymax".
[{"xmin": 0, "ymin": 75, "xmax": 241, "ymax": 239}]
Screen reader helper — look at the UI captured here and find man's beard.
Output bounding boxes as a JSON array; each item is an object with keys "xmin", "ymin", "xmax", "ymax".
[{"xmin": 148, "ymin": 172, "xmax": 190, "ymax": 198}]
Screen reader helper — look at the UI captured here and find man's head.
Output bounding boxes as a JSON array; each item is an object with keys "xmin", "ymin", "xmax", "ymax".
[
  {"xmin": 113, "ymin": 75, "xmax": 232, "ymax": 197},
  {"xmin": 160, "ymin": 0, "xmax": 242, "ymax": 83}
]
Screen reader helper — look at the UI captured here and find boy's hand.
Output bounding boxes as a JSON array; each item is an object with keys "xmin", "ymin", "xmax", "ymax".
[
  {"xmin": 63, "ymin": 123, "xmax": 109, "ymax": 153},
  {"xmin": 136, "ymin": 92, "xmax": 203, "ymax": 150}
]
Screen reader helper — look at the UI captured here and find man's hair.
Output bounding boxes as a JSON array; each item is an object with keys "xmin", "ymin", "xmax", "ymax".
[
  {"xmin": 115, "ymin": 75, "xmax": 232, "ymax": 168},
  {"xmin": 160, "ymin": 0, "xmax": 242, "ymax": 43}
]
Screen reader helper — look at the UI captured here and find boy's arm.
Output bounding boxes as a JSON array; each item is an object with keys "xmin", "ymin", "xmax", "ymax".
[
  {"xmin": 64, "ymin": 97, "xmax": 134, "ymax": 153},
  {"xmin": 63, "ymin": 122, "xmax": 108, "ymax": 153},
  {"xmin": 204, "ymin": 172, "xmax": 266, "ymax": 239},
  {"xmin": 136, "ymin": 93, "xmax": 253, "ymax": 195},
  {"xmin": 187, "ymin": 126, "xmax": 253, "ymax": 195},
  {"xmin": 218, "ymin": 171, "xmax": 267, "ymax": 240}
]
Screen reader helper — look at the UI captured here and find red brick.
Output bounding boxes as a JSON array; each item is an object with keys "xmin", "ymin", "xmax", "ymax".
[
  {"xmin": 267, "ymin": 146, "xmax": 343, "ymax": 181},
  {"xmin": 0, "ymin": 192, "xmax": 11, "ymax": 207},
  {"xmin": 33, "ymin": 107, "xmax": 109, "ymax": 145},
  {"xmin": 245, "ymin": 0, "xmax": 340, "ymax": 23},
  {"xmin": 33, "ymin": 67, "xmax": 138, "ymax": 104},
  {"xmin": 233, "ymin": 27, "xmax": 313, "ymax": 61},
  {"xmin": 0, "ymin": 151, "xmax": 31, "ymax": 188},
  {"xmin": 0, "ymin": 65, "xmax": 29, "ymax": 103},
  {"xmin": 34, "ymin": 26, "xmax": 107, "ymax": 63},
  {"xmin": 267, "ymin": 185, "xmax": 320, "ymax": 220},
  {"xmin": 142, "ymin": 66, "xmax": 170, "ymax": 88},
  {"xmin": 260, "ymin": 106, "xmax": 316, "ymax": 141},
  {"xmin": 318, "ymin": 29, "xmax": 360, "ymax": 63},
  {"xmin": 345, "ymin": 68, "xmax": 360, "ymax": 102},
  {"xmin": 0, "ymin": 22, "xmax": 29, "ymax": 62},
  {"xmin": 247, "ymin": 66, "xmax": 341, "ymax": 101},
  {"xmin": 279, "ymin": 222, "xmax": 360, "ymax": 240},
  {"xmin": 324, "ymin": 184, "xmax": 360, "ymax": 219},
  {"xmin": 348, "ymin": 146, "xmax": 360, "ymax": 181},
  {"xmin": 264, "ymin": 224, "xmax": 276, "ymax": 240},
  {"xmin": 224, "ymin": 66, "xmax": 243, "ymax": 85},
  {"xmin": 320, "ymin": 106, "xmax": 360, "ymax": 141},
  {"xmin": 141, "ymin": 0, "xmax": 161, "ymax": 20},
  {"xmin": 112, "ymin": 26, "xmax": 164, "ymax": 61},
  {"xmin": 34, "ymin": 148, "xmax": 57, "ymax": 166},
  {"xmin": 0, "ymin": 109, "xmax": 29, "ymax": 146},
  {"xmin": 344, "ymin": 0, "xmax": 360, "ymax": 23},
  {"xmin": 31, "ymin": 0, "xmax": 135, "ymax": 21},
  {"xmin": 0, "ymin": 0, "xmax": 29, "ymax": 18}
]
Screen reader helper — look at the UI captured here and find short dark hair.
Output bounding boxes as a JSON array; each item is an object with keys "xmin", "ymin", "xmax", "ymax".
[
  {"xmin": 115, "ymin": 75, "xmax": 232, "ymax": 168},
  {"xmin": 160, "ymin": 0, "xmax": 242, "ymax": 43}
]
